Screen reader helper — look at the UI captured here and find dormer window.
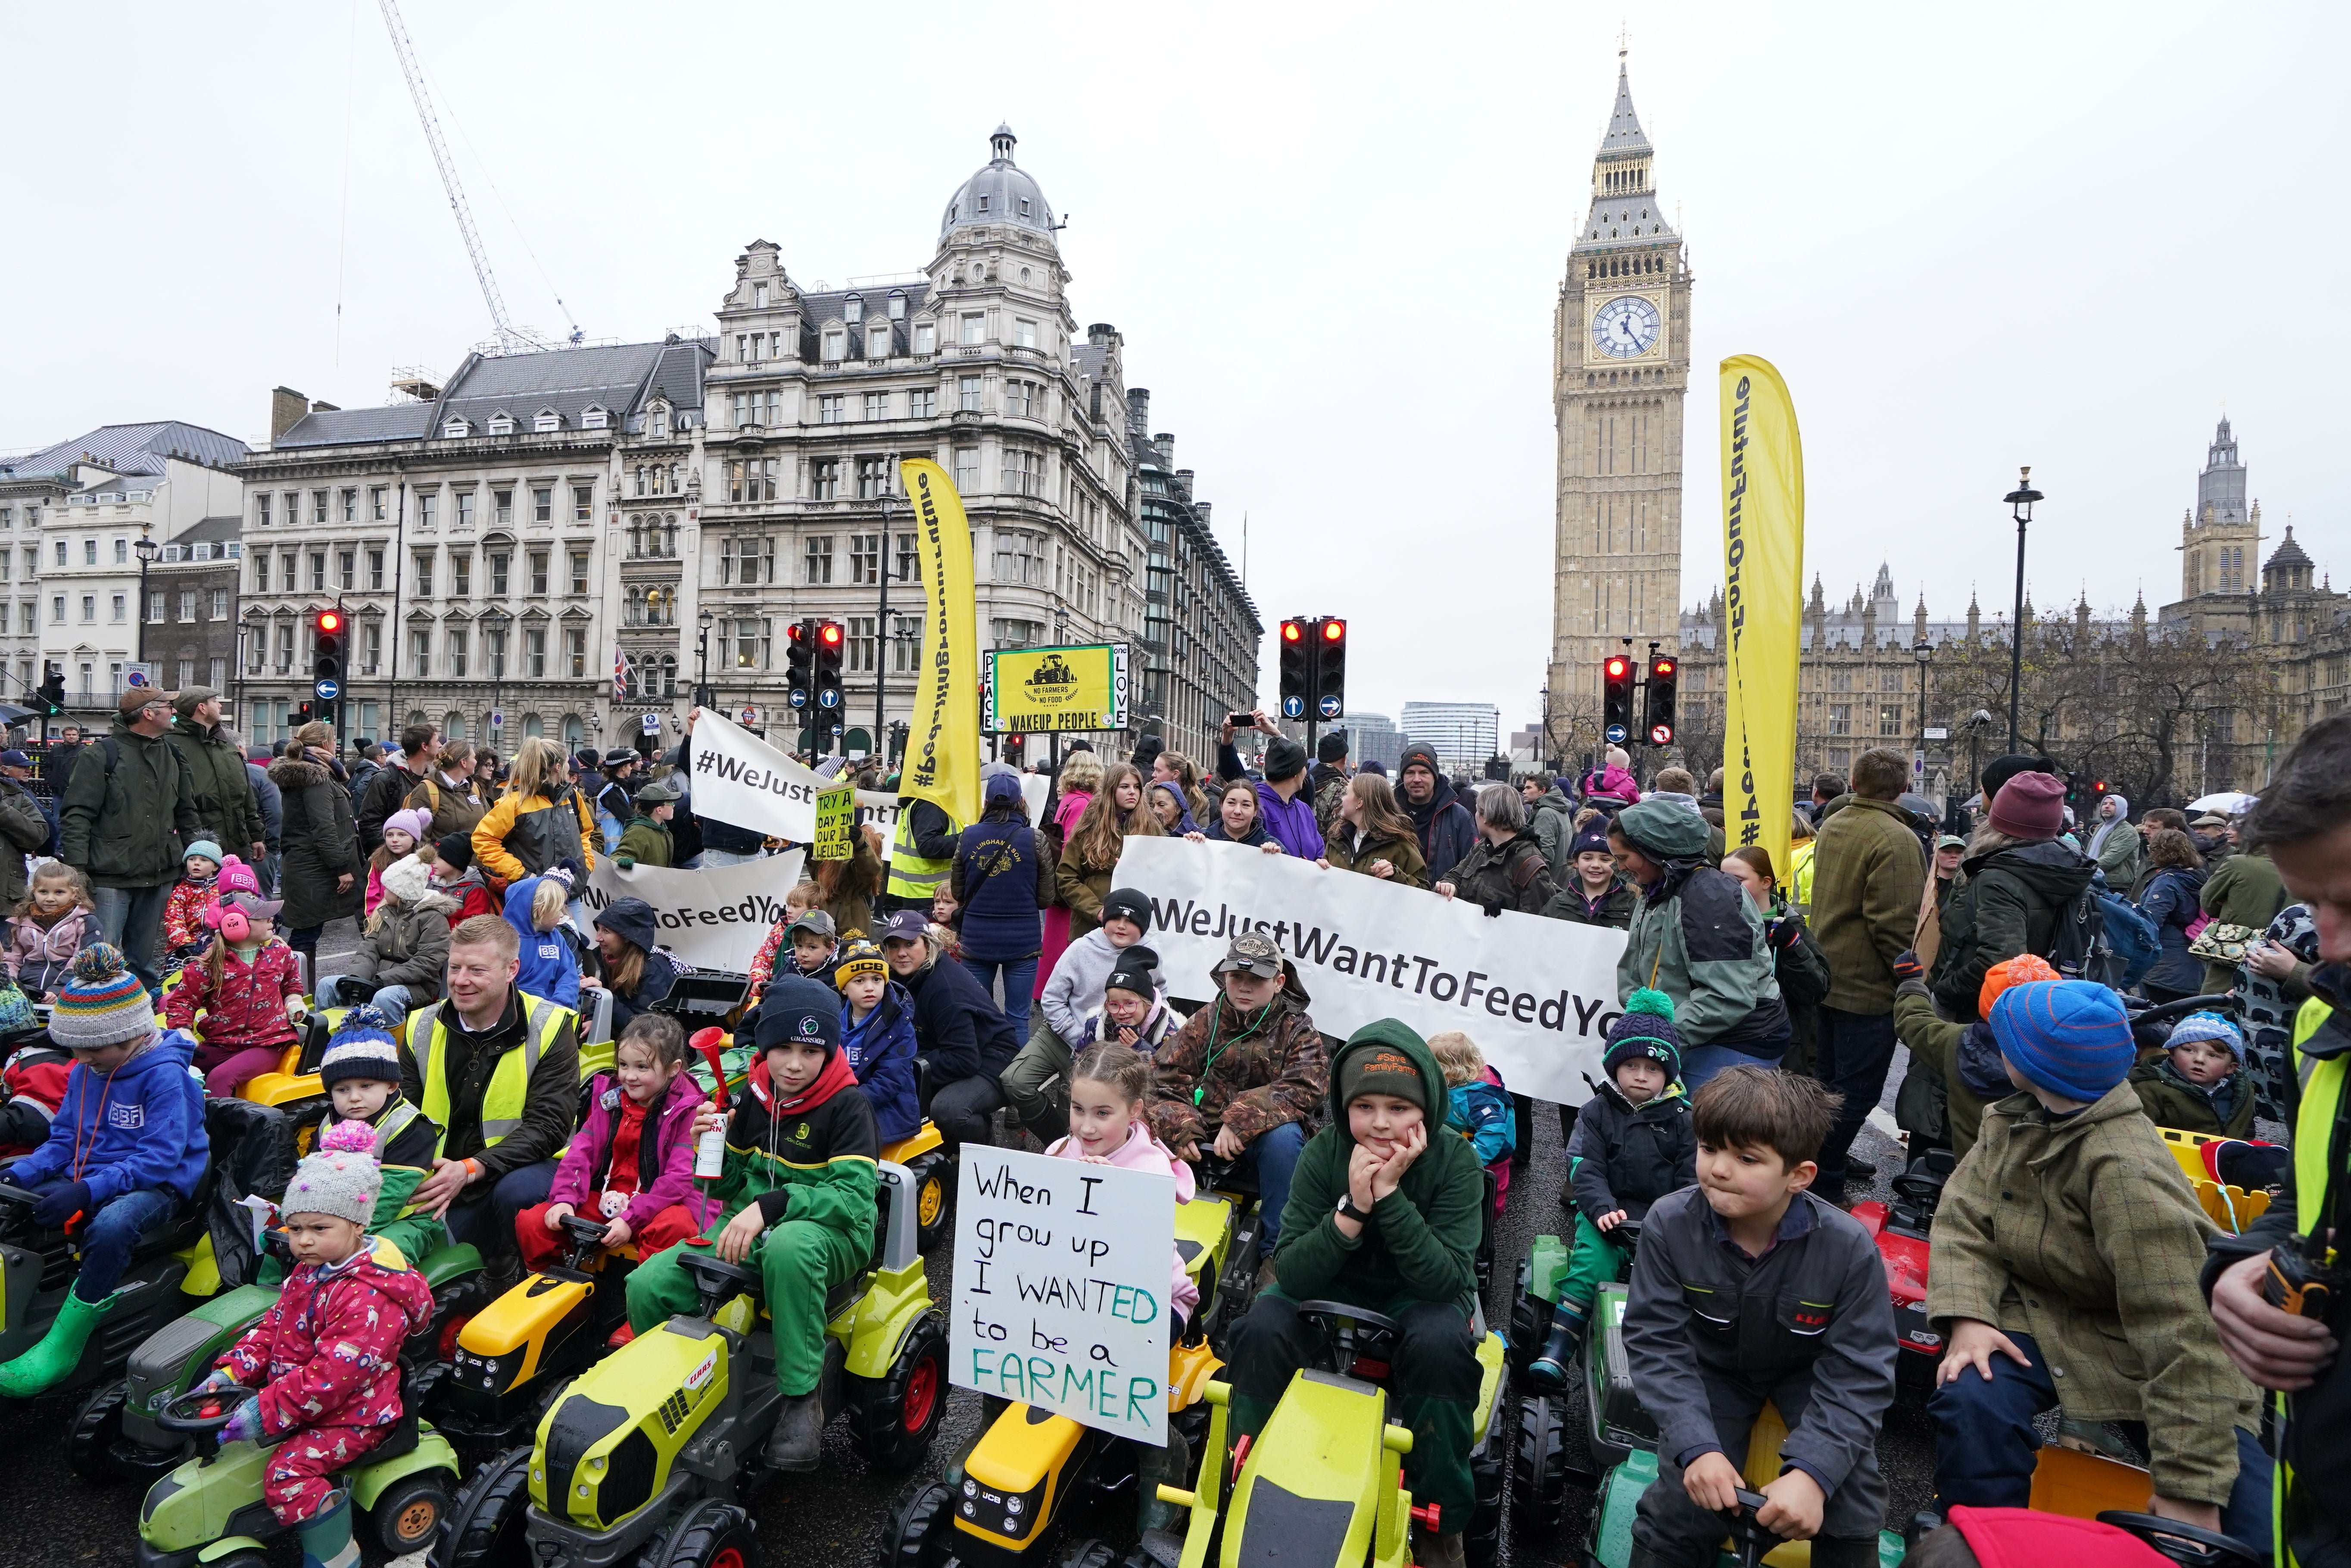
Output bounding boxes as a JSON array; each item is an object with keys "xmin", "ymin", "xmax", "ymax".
[
  {"xmin": 845, "ymin": 296, "xmax": 863, "ymax": 323},
  {"xmin": 650, "ymin": 406, "xmax": 670, "ymax": 439},
  {"xmin": 869, "ymin": 326, "xmax": 891, "ymax": 359},
  {"xmin": 754, "ymin": 282, "xmax": 769, "ymax": 308},
  {"xmin": 534, "ymin": 409, "xmax": 561, "ymax": 433},
  {"xmin": 1019, "ymin": 198, "xmax": 1031, "ymax": 216},
  {"xmin": 581, "ymin": 405, "xmax": 608, "ymax": 430},
  {"xmin": 443, "ymin": 417, "xmax": 471, "ymax": 439},
  {"xmin": 977, "ymin": 193, "xmax": 990, "ymax": 213},
  {"xmin": 487, "ymin": 411, "xmax": 515, "ymax": 436},
  {"xmin": 889, "ymin": 290, "xmax": 907, "ymax": 319},
  {"xmin": 823, "ymin": 330, "xmax": 844, "ymax": 362}
]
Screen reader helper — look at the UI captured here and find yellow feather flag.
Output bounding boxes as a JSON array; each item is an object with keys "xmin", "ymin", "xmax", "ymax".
[
  {"xmin": 899, "ymin": 457, "xmax": 981, "ymax": 828},
  {"xmin": 1718, "ymin": 356, "xmax": 1805, "ymax": 882}
]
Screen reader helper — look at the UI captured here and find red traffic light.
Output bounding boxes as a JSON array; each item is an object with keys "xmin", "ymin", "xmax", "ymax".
[
  {"xmin": 820, "ymin": 623, "xmax": 842, "ymax": 647},
  {"xmin": 1606, "ymin": 657, "xmax": 1630, "ymax": 678},
  {"xmin": 1322, "ymin": 619, "xmax": 1345, "ymax": 641},
  {"xmin": 316, "ymin": 610, "xmax": 343, "ymax": 634},
  {"xmin": 1281, "ymin": 620, "xmax": 1303, "ymax": 642},
  {"xmin": 1653, "ymin": 657, "xmax": 1675, "ymax": 677},
  {"xmin": 787, "ymin": 622, "xmax": 807, "ymax": 643}
]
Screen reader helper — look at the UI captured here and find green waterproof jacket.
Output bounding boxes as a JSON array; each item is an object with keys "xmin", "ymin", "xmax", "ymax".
[
  {"xmin": 2198, "ymin": 847, "xmax": 2288, "ymax": 996},
  {"xmin": 1266, "ymin": 1020, "xmax": 1487, "ymax": 1310},
  {"xmin": 617, "ymin": 815, "xmax": 674, "ymax": 868},
  {"xmin": 58, "ymin": 718, "xmax": 203, "ymax": 889},
  {"xmin": 165, "ymin": 716, "xmax": 264, "ymax": 856}
]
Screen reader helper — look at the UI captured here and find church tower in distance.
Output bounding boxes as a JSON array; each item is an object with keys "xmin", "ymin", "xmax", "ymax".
[{"xmin": 1549, "ymin": 54, "xmax": 1693, "ymax": 750}]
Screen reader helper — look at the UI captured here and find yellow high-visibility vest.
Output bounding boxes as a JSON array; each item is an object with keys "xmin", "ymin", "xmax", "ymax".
[{"xmin": 412, "ymin": 993, "xmax": 568, "ymax": 1154}]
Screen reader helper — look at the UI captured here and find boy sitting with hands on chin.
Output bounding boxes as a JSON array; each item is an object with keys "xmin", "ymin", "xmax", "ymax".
[{"xmin": 1620, "ymin": 1067, "xmax": 1894, "ymax": 1568}]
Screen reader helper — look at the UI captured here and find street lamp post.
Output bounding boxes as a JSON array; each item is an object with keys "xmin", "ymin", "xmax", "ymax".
[
  {"xmin": 1912, "ymin": 638, "xmax": 1933, "ymax": 796},
  {"xmin": 2002, "ymin": 466, "xmax": 2042, "ymax": 751},
  {"xmin": 696, "ymin": 607, "xmax": 714, "ymax": 708},
  {"xmin": 133, "ymin": 529, "xmax": 159, "ymax": 670},
  {"xmin": 483, "ymin": 609, "xmax": 510, "ymax": 759}
]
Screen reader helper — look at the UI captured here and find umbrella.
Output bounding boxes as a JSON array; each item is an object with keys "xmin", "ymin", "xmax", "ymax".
[
  {"xmin": 2188, "ymin": 791, "xmax": 2259, "ymax": 815},
  {"xmin": 0, "ymin": 704, "xmax": 33, "ymax": 726}
]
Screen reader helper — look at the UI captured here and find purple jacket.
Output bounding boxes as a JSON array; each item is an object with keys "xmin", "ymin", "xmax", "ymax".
[
  {"xmin": 1254, "ymin": 781, "xmax": 1325, "ymax": 860},
  {"xmin": 548, "ymin": 1066, "xmax": 714, "ymax": 1234}
]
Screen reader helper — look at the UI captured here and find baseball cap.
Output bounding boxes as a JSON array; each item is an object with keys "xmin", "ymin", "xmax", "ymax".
[
  {"xmin": 635, "ymin": 779, "xmax": 682, "ymax": 805},
  {"xmin": 879, "ymin": 909, "xmax": 931, "ymax": 946},
  {"xmin": 1936, "ymin": 834, "xmax": 1966, "ymax": 851},
  {"xmin": 0, "ymin": 750, "xmax": 30, "ymax": 768},
  {"xmin": 1213, "ymin": 930, "xmax": 1285, "ymax": 980},
  {"xmin": 222, "ymin": 890, "xmax": 286, "ymax": 922},
  {"xmin": 786, "ymin": 908, "xmax": 837, "ymax": 940}
]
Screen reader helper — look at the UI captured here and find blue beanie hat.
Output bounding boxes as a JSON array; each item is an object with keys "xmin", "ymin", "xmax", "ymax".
[
  {"xmin": 1603, "ymin": 988, "xmax": 1683, "ymax": 1082},
  {"xmin": 1989, "ymin": 980, "xmax": 2135, "ymax": 1101},
  {"xmin": 755, "ymin": 974, "xmax": 842, "ymax": 1055},
  {"xmin": 1570, "ymin": 823, "xmax": 1613, "ymax": 860},
  {"xmin": 318, "ymin": 1005, "xmax": 402, "ymax": 1088},
  {"xmin": 2167, "ymin": 1011, "xmax": 2246, "ymax": 1063}
]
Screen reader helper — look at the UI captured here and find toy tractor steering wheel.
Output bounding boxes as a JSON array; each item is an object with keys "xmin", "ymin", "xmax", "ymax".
[
  {"xmin": 1612, "ymin": 1219, "xmax": 1643, "ymax": 1252},
  {"xmin": 1891, "ymin": 1173, "xmax": 1946, "ymax": 1211},
  {"xmin": 558, "ymin": 1213, "xmax": 612, "ymax": 1266},
  {"xmin": 680, "ymin": 1249, "xmax": 759, "ymax": 1314},
  {"xmin": 2095, "ymin": 1511, "xmax": 2265, "ymax": 1567},
  {"xmin": 0, "ymin": 1179, "xmax": 40, "ymax": 1208},
  {"xmin": 1720, "ymin": 1488, "xmax": 1784, "ymax": 1568},
  {"xmin": 1293, "ymin": 1300, "xmax": 1402, "ymax": 1372},
  {"xmin": 158, "ymin": 1384, "xmax": 259, "ymax": 1436}
]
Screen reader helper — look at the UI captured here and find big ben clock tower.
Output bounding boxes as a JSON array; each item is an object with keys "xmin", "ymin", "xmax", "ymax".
[{"xmin": 1549, "ymin": 53, "xmax": 1692, "ymax": 747}]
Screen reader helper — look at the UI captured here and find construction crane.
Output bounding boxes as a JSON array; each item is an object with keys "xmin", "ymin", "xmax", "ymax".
[{"xmin": 377, "ymin": 0, "xmax": 573, "ymax": 355}]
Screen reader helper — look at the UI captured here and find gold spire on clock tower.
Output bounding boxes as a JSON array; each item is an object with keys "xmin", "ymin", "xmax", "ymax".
[{"xmin": 1547, "ymin": 54, "xmax": 1692, "ymax": 753}]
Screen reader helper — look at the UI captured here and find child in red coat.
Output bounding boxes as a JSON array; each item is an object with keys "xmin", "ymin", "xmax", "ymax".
[
  {"xmin": 159, "ymin": 839, "xmax": 224, "ymax": 981},
  {"xmin": 164, "ymin": 889, "xmax": 307, "ymax": 1096},
  {"xmin": 198, "ymin": 1120, "xmax": 436, "ymax": 1568},
  {"xmin": 517, "ymin": 1013, "xmax": 712, "ymax": 1273}
]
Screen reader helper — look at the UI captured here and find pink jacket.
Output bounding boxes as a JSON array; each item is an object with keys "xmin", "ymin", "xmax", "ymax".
[
  {"xmin": 1045, "ymin": 1120, "xmax": 1200, "ymax": 1319},
  {"xmin": 1582, "ymin": 764, "xmax": 1642, "ymax": 806},
  {"xmin": 3, "ymin": 908, "xmax": 97, "ymax": 996},
  {"xmin": 1053, "ymin": 789, "xmax": 1092, "ymax": 837},
  {"xmin": 547, "ymin": 1066, "xmax": 715, "ymax": 1234},
  {"xmin": 216, "ymin": 1237, "xmax": 436, "ymax": 1438}
]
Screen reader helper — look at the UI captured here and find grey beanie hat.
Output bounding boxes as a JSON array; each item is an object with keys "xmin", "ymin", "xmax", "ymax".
[{"xmin": 280, "ymin": 1120, "xmax": 384, "ymax": 1226}]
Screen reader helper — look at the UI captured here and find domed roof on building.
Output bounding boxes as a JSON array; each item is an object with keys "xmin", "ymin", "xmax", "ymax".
[
  {"xmin": 939, "ymin": 125, "xmax": 1056, "ymax": 246},
  {"xmin": 2267, "ymin": 526, "xmax": 2313, "ymax": 572}
]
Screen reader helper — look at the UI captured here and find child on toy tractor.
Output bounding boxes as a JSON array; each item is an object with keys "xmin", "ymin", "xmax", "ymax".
[
  {"xmin": 0, "ymin": 945, "xmax": 210, "ymax": 1397},
  {"xmin": 1525, "ymin": 990, "xmax": 1694, "ymax": 1390},
  {"xmin": 2129, "ymin": 1010, "xmax": 2259, "ymax": 1139},
  {"xmin": 301, "ymin": 1007, "xmax": 445, "ymax": 1271},
  {"xmin": 1223, "ymin": 1020, "xmax": 1485, "ymax": 1568},
  {"xmin": 191, "ymin": 1120, "xmax": 437, "ymax": 1568},
  {"xmin": 1620, "ymin": 1067, "xmax": 1895, "ymax": 1568},
  {"xmin": 1926, "ymin": 980, "xmax": 2272, "ymax": 1545},
  {"xmin": 622, "ymin": 974, "xmax": 879, "ymax": 1472}
]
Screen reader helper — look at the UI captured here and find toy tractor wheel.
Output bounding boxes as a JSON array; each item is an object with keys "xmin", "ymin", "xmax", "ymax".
[
  {"xmin": 62, "ymin": 1377, "xmax": 129, "ymax": 1483},
  {"xmin": 642, "ymin": 1498, "xmax": 758, "ymax": 1568},
  {"xmin": 910, "ymin": 1154, "xmax": 953, "ymax": 1255},
  {"xmin": 1467, "ymin": 1431, "xmax": 1505, "ymax": 1568},
  {"xmin": 437, "ymin": 1445, "xmax": 533, "ymax": 1568},
  {"xmin": 208, "ymin": 1553, "xmax": 268, "ymax": 1568},
  {"xmin": 371, "ymin": 1471, "xmax": 452, "ymax": 1556},
  {"xmin": 1512, "ymin": 1393, "xmax": 1568, "ymax": 1528},
  {"xmin": 847, "ymin": 1312, "xmax": 949, "ymax": 1470},
  {"xmin": 882, "ymin": 1480, "xmax": 955, "ymax": 1568},
  {"xmin": 1058, "ymin": 1538, "xmax": 1119, "ymax": 1568}
]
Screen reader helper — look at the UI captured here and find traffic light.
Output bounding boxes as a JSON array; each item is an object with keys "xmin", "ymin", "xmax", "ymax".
[
  {"xmin": 785, "ymin": 620, "xmax": 814, "ymax": 710},
  {"xmin": 293, "ymin": 701, "xmax": 314, "ymax": 727},
  {"xmin": 1003, "ymin": 733, "xmax": 1026, "ymax": 767},
  {"xmin": 1644, "ymin": 655, "xmax": 1678, "ymax": 747},
  {"xmin": 1602, "ymin": 654, "xmax": 1635, "ymax": 737},
  {"xmin": 814, "ymin": 620, "xmax": 846, "ymax": 718},
  {"xmin": 1314, "ymin": 618, "xmax": 1347, "ymax": 720},
  {"xmin": 1278, "ymin": 619, "xmax": 1309, "ymax": 716},
  {"xmin": 35, "ymin": 662, "xmax": 62, "ymax": 717},
  {"xmin": 311, "ymin": 609, "xmax": 346, "ymax": 724}
]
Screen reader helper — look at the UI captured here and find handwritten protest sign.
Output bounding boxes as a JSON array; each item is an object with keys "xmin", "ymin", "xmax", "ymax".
[
  {"xmin": 813, "ymin": 786, "xmax": 854, "ymax": 861},
  {"xmin": 950, "ymin": 1146, "xmax": 1173, "ymax": 1443}
]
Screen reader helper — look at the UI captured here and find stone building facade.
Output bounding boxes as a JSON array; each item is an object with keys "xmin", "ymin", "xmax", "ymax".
[
  {"xmin": 1548, "ymin": 56, "xmax": 1694, "ymax": 731},
  {"xmin": 1128, "ymin": 392, "xmax": 1260, "ymax": 762}
]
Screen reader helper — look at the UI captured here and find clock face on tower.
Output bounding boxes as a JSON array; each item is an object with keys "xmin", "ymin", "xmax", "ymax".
[{"xmin": 1591, "ymin": 293, "xmax": 1662, "ymax": 360}]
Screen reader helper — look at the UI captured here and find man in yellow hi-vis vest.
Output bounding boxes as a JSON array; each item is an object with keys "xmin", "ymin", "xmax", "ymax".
[
  {"xmin": 879, "ymin": 794, "xmax": 960, "ymax": 918},
  {"xmin": 2207, "ymin": 712, "xmax": 2351, "ymax": 1568},
  {"xmin": 397, "ymin": 912, "xmax": 579, "ymax": 1284}
]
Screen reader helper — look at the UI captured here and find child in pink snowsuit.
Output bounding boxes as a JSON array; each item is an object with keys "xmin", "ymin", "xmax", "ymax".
[
  {"xmin": 200, "ymin": 1121, "xmax": 435, "ymax": 1564},
  {"xmin": 1047, "ymin": 1042, "xmax": 1199, "ymax": 1323}
]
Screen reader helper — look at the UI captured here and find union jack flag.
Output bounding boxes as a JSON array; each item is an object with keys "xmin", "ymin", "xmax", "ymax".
[{"xmin": 613, "ymin": 642, "xmax": 631, "ymax": 703}]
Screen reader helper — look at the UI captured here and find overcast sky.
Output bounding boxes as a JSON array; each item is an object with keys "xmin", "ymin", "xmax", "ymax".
[{"xmin": 5, "ymin": 2, "xmax": 2345, "ymax": 733}]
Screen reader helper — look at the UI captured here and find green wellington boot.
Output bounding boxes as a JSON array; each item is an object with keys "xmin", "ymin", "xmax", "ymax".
[
  {"xmin": 298, "ymin": 1490, "xmax": 362, "ymax": 1568},
  {"xmin": 0, "ymin": 1288, "xmax": 117, "ymax": 1398}
]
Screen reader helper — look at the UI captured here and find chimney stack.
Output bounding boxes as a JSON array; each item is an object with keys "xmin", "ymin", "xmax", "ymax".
[{"xmin": 270, "ymin": 386, "xmax": 309, "ymax": 443}]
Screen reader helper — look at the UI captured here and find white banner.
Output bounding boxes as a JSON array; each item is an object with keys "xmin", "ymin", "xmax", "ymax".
[
  {"xmin": 1110, "ymin": 836, "xmax": 1629, "ymax": 1104},
  {"xmin": 950, "ymin": 1145, "xmax": 1172, "ymax": 1443},
  {"xmin": 579, "ymin": 851, "xmax": 805, "ymax": 973},
  {"xmin": 686, "ymin": 711, "xmax": 836, "ymax": 842}
]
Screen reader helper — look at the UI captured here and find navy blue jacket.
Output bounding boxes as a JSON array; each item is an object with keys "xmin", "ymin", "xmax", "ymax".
[
  {"xmin": 952, "ymin": 815, "xmax": 1045, "ymax": 962},
  {"xmin": 899, "ymin": 950, "xmax": 1020, "ymax": 1083},
  {"xmin": 843, "ymin": 981, "xmax": 923, "ymax": 1142}
]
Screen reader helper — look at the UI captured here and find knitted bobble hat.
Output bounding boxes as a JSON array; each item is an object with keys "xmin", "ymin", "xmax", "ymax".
[
  {"xmin": 49, "ymin": 944, "xmax": 157, "ymax": 1051},
  {"xmin": 282, "ymin": 1119, "xmax": 384, "ymax": 1226},
  {"xmin": 1990, "ymin": 980, "xmax": 2136, "ymax": 1102},
  {"xmin": 319, "ymin": 1005, "xmax": 403, "ymax": 1089},
  {"xmin": 833, "ymin": 936, "xmax": 888, "ymax": 990},
  {"xmin": 2168, "ymin": 1011, "xmax": 2247, "ymax": 1064},
  {"xmin": 1602, "ymin": 988, "xmax": 1684, "ymax": 1083}
]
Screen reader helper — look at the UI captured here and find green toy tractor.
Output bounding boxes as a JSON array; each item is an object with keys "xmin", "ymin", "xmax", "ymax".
[
  {"xmin": 434, "ymin": 1159, "xmax": 946, "ymax": 1568},
  {"xmin": 132, "ymin": 1377, "xmax": 461, "ymax": 1568}
]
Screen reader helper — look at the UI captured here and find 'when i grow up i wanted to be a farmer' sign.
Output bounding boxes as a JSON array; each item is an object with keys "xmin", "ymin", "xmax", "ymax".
[{"xmin": 948, "ymin": 1146, "xmax": 1175, "ymax": 1444}]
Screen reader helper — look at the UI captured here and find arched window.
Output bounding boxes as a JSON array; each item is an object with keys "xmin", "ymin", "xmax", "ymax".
[
  {"xmin": 444, "ymin": 709, "xmax": 467, "ymax": 741},
  {"xmin": 659, "ymin": 654, "xmax": 678, "ymax": 698},
  {"xmin": 889, "ymin": 289, "xmax": 907, "ymax": 319},
  {"xmin": 562, "ymin": 715, "xmax": 584, "ymax": 746},
  {"xmin": 521, "ymin": 713, "xmax": 544, "ymax": 739},
  {"xmin": 663, "ymin": 517, "xmax": 679, "ymax": 556}
]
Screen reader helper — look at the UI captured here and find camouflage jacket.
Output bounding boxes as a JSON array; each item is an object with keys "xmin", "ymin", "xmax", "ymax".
[{"xmin": 1147, "ymin": 981, "xmax": 1328, "ymax": 1151}]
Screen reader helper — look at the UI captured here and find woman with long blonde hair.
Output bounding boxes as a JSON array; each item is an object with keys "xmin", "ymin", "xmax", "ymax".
[
  {"xmin": 1053, "ymin": 762, "xmax": 1162, "ymax": 938},
  {"xmin": 471, "ymin": 735, "xmax": 599, "ymax": 892}
]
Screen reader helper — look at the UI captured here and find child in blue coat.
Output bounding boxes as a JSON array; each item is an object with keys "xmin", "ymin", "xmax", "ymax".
[
  {"xmin": 502, "ymin": 870, "xmax": 584, "ymax": 1010},
  {"xmin": 834, "ymin": 936, "xmax": 921, "ymax": 1142},
  {"xmin": 0, "ymin": 945, "xmax": 211, "ymax": 1397},
  {"xmin": 1430, "ymin": 1030, "xmax": 1514, "ymax": 1208}
]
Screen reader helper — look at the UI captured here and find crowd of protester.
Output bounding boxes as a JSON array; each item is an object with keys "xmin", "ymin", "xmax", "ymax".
[{"xmin": 0, "ymin": 684, "xmax": 2346, "ymax": 1568}]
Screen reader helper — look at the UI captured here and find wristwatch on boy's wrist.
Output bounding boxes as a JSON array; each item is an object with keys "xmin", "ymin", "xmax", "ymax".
[{"xmin": 1335, "ymin": 1192, "xmax": 1371, "ymax": 1225}]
